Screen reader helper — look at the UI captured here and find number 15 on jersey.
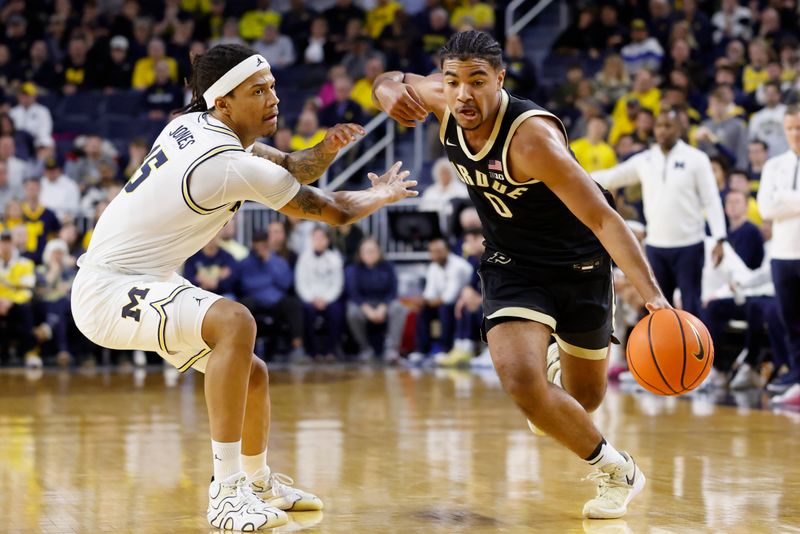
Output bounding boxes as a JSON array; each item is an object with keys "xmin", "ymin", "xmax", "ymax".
[{"xmin": 125, "ymin": 147, "xmax": 169, "ymax": 193}]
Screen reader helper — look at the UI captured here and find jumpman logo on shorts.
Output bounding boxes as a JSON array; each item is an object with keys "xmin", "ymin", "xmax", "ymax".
[
  {"xmin": 195, "ymin": 297, "xmax": 209, "ymax": 306},
  {"xmin": 487, "ymin": 251, "xmax": 511, "ymax": 265}
]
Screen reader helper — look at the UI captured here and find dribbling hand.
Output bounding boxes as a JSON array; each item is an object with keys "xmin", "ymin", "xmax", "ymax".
[
  {"xmin": 368, "ymin": 161, "xmax": 418, "ymax": 203},
  {"xmin": 645, "ymin": 295, "xmax": 672, "ymax": 313}
]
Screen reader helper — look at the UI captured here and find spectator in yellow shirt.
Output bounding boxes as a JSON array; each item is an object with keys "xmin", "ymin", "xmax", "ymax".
[
  {"xmin": 610, "ymin": 69, "xmax": 660, "ymax": 144},
  {"xmin": 451, "ymin": 0, "xmax": 495, "ymax": 31},
  {"xmin": 779, "ymin": 41, "xmax": 798, "ymax": 84},
  {"xmin": 609, "ymin": 98, "xmax": 641, "ymax": 146},
  {"xmin": 351, "ymin": 56, "xmax": 385, "ymax": 115},
  {"xmin": 182, "ymin": 0, "xmax": 212, "ymax": 16},
  {"xmin": 290, "ymin": 110, "xmax": 327, "ymax": 151},
  {"xmin": 0, "ymin": 229, "xmax": 37, "ymax": 366},
  {"xmin": 728, "ymin": 170, "xmax": 762, "ymax": 226},
  {"xmin": 365, "ymin": 0, "xmax": 401, "ymax": 39},
  {"xmin": 131, "ymin": 38, "xmax": 179, "ymax": 90},
  {"xmin": 1, "ymin": 198, "xmax": 24, "ymax": 233},
  {"xmin": 742, "ymin": 38, "xmax": 771, "ymax": 93},
  {"xmin": 239, "ymin": 0, "xmax": 282, "ymax": 41},
  {"xmin": 571, "ymin": 116, "xmax": 617, "ymax": 173}
]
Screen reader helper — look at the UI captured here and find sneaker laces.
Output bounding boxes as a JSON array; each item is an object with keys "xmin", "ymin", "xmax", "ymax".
[
  {"xmin": 226, "ymin": 474, "xmax": 268, "ymax": 508},
  {"xmin": 268, "ymin": 472, "xmax": 296, "ymax": 496},
  {"xmin": 584, "ymin": 467, "xmax": 629, "ymax": 497}
]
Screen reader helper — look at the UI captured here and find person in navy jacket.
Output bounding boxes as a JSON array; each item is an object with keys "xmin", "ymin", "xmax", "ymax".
[
  {"xmin": 184, "ymin": 234, "xmax": 239, "ymax": 299},
  {"xmin": 238, "ymin": 231, "xmax": 304, "ymax": 358},
  {"xmin": 345, "ymin": 237, "xmax": 407, "ymax": 363}
]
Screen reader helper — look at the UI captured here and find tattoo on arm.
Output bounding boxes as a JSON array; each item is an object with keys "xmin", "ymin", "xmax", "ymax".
[
  {"xmin": 254, "ymin": 143, "xmax": 290, "ymax": 167},
  {"xmin": 285, "ymin": 144, "xmax": 336, "ymax": 184},
  {"xmin": 254, "ymin": 141, "xmax": 335, "ymax": 184},
  {"xmin": 286, "ymin": 186, "xmax": 325, "ymax": 215},
  {"xmin": 264, "ymin": 150, "xmax": 290, "ymax": 169}
]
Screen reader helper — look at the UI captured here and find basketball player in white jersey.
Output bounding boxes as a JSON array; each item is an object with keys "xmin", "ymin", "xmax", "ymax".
[{"xmin": 71, "ymin": 44, "xmax": 417, "ymax": 531}]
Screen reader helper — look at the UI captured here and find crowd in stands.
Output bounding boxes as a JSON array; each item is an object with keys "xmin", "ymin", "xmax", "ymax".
[
  {"xmin": 0, "ymin": 0, "xmax": 799, "ymax": 404},
  {"xmin": 554, "ymin": 0, "xmax": 800, "ymax": 403},
  {"xmin": 0, "ymin": 0, "xmax": 501, "ymax": 368}
]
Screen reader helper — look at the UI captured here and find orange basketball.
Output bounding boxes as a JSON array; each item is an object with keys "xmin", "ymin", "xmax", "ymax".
[{"xmin": 625, "ymin": 309, "xmax": 714, "ymax": 396}]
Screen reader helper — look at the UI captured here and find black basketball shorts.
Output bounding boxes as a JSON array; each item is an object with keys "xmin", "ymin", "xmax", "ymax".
[{"xmin": 479, "ymin": 250, "xmax": 615, "ymax": 360}]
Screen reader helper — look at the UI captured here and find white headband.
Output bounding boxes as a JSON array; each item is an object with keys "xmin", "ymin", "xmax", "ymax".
[{"xmin": 203, "ymin": 54, "xmax": 270, "ymax": 109}]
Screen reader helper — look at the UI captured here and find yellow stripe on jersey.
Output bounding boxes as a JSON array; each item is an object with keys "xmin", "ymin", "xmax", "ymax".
[
  {"xmin": 181, "ymin": 144, "xmax": 245, "ymax": 215},
  {"xmin": 178, "ymin": 347, "xmax": 212, "ymax": 373},
  {"xmin": 439, "ymin": 106, "xmax": 450, "ymax": 144},
  {"xmin": 149, "ymin": 285, "xmax": 192, "ymax": 353},
  {"xmin": 456, "ymin": 90, "xmax": 509, "ymax": 161},
  {"xmin": 500, "ymin": 109, "xmax": 567, "ymax": 185},
  {"xmin": 203, "ymin": 124, "xmax": 240, "ymax": 141}
]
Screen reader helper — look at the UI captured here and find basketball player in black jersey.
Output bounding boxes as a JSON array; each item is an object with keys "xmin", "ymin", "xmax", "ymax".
[{"xmin": 373, "ymin": 31, "xmax": 670, "ymax": 519}]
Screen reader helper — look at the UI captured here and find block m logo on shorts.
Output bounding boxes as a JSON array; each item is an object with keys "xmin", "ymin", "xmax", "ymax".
[{"xmin": 121, "ymin": 287, "xmax": 151, "ymax": 322}]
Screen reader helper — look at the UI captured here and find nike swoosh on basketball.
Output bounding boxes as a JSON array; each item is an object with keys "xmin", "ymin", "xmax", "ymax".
[{"xmin": 686, "ymin": 320, "xmax": 705, "ymax": 361}]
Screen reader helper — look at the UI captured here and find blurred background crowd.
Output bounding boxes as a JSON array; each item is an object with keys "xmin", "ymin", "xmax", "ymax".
[{"xmin": 0, "ymin": 0, "xmax": 798, "ymax": 401}]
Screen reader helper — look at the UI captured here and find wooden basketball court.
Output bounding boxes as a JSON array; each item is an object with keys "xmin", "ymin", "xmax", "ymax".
[{"xmin": 1, "ymin": 365, "xmax": 798, "ymax": 533}]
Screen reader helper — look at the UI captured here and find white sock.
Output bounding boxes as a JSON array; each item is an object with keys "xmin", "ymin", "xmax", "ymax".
[
  {"xmin": 212, "ymin": 439, "xmax": 242, "ymax": 481},
  {"xmin": 242, "ymin": 449, "xmax": 269, "ymax": 477},
  {"xmin": 584, "ymin": 438, "xmax": 626, "ymax": 469}
]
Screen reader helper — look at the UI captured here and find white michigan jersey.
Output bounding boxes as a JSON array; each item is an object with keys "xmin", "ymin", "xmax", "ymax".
[
  {"xmin": 72, "ymin": 112, "xmax": 300, "ymax": 373},
  {"xmin": 79, "ymin": 112, "xmax": 300, "ymax": 277}
]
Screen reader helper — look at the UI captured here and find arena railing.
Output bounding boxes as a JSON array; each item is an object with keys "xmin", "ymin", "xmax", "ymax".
[
  {"xmin": 236, "ymin": 196, "xmax": 429, "ymax": 262},
  {"xmin": 505, "ymin": 0, "xmax": 558, "ymax": 37},
  {"xmin": 236, "ymin": 113, "xmax": 430, "ymax": 261}
]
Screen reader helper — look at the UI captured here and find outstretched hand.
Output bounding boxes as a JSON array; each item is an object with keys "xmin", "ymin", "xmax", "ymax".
[
  {"xmin": 375, "ymin": 81, "xmax": 428, "ymax": 127},
  {"xmin": 320, "ymin": 123, "xmax": 366, "ymax": 153},
  {"xmin": 368, "ymin": 161, "xmax": 418, "ymax": 203}
]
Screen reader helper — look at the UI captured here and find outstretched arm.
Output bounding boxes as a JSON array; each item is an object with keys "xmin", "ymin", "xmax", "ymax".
[
  {"xmin": 252, "ymin": 123, "xmax": 365, "ymax": 184},
  {"xmin": 372, "ymin": 71, "xmax": 446, "ymax": 126},
  {"xmin": 278, "ymin": 161, "xmax": 417, "ymax": 225},
  {"xmin": 512, "ymin": 118, "xmax": 668, "ymax": 312}
]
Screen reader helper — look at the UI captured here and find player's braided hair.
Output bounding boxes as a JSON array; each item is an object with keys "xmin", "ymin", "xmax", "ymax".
[
  {"xmin": 178, "ymin": 44, "xmax": 258, "ymax": 114},
  {"xmin": 439, "ymin": 30, "xmax": 504, "ymax": 70}
]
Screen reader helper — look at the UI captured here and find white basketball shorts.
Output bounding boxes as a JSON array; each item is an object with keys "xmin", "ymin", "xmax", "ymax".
[{"xmin": 71, "ymin": 266, "xmax": 223, "ymax": 373}]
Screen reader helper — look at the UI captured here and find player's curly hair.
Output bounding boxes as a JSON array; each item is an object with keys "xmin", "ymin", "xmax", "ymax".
[
  {"xmin": 439, "ymin": 30, "xmax": 504, "ymax": 70},
  {"xmin": 178, "ymin": 44, "xmax": 258, "ymax": 114}
]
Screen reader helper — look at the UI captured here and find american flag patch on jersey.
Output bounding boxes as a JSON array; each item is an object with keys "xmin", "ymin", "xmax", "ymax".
[{"xmin": 488, "ymin": 159, "xmax": 503, "ymax": 171}]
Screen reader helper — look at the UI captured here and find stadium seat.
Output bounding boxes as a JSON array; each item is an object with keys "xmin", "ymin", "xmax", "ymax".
[
  {"xmin": 100, "ymin": 116, "xmax": 165, "ymax": 145},
  {"xmin": 55, "ymin": 92, "xmax": 103, "ymax": 119},
  {"xmin": 101, "ymin": 90, "xmax": 145, "ymax": 118},
  {"xmin": 37, "ymin": 92, "xmax": 60, "ymax": 113},
  {"xmin": 53, "ymin": 116, "xmax": 95, "ymax": 136}
]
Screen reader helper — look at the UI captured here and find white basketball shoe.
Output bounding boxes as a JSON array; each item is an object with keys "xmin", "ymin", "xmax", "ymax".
[
  {"xmin": 583, "ymin": 452, "xmax": 646, "ymax": 519},
  {"xmin": 208, "ymin": 471, "xmax": 288, "ymax": 531},
  {"xmin": 249, "ymin": 468, "xmax": 324, "ymax": 511},
  {"xmin": 527, "ymin": 343, "xmax": 561, "ymax": 436}
]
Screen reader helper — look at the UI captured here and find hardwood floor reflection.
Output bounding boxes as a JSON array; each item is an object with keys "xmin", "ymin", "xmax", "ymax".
[{"xmin": 0, "ymin": 365, "xmax": 798, "ymax": 533}]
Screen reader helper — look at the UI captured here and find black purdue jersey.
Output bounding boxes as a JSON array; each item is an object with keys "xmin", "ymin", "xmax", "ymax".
[{"xmin": 441, "ymin": 90, "xmax": 607, "ymax": 269}]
